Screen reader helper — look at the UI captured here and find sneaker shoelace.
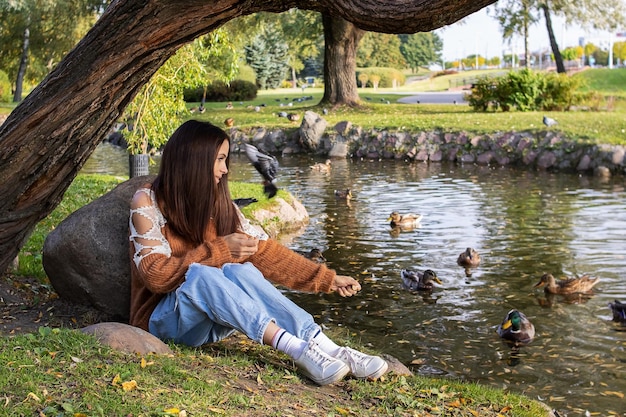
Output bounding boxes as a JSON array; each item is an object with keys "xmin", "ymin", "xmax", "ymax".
[
  {"xmin": 305, "ymin": 343, "xmax": 333, "ymax": 370},
  {"xmin": 339, "ymin": 347, "xmax": 369, "ymax": 369}
]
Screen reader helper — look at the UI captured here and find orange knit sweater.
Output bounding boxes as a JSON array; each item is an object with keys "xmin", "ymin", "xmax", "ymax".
[{"xmin": 129, "ymin": 219, "xmax": 335, "ymax": 331}]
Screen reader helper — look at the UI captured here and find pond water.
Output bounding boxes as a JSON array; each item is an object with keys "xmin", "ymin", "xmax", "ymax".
[{"xmin": 83, "ymin": 143, "xmax": 626, "ymax": 416}]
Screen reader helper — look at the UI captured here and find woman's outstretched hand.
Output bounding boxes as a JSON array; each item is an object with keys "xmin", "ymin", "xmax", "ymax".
[
  {"xmin": 224, "ymin": 233, "xmax": 259, "ymax": 258},
  {"xmin": 331, "ymin": 275, "xmax": 361, "ymax": 297}
]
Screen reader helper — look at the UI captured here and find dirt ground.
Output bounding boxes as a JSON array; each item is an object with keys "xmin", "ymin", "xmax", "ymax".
[{"xmin": 0, "ymin": 273, "xmax": 110, "ymax": 336}]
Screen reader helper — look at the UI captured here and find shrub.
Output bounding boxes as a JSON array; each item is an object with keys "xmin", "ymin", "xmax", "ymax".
[
  {"xmin": 541, "ymin": 72, "xmax": 584, "ymax": 111},
  {"xmin": 0, "ymin": 70, "xmax": 12, "ymax": 102},
  {"xmin": 433, "ymin": 69, "xmax": 458, "ymax": 78},
  {"xmin": 464, "ymin": 77, "xmax": 497, "ymax": 111},
  {"xmin": 356, "ymin": 67, "xmax": 406, "ymax": 88},
  {"xmin": 467, "ymin": 69, "xmax": 584, "ymax": 112},
  {"xmin": 237, "ymin": 64, "xmax": 257, "ymax": 84},
  {"xmin": 184, "ymin": 80, "xmax": 258, "ymax": 102},
  {"xmin": 498, "ymin": 69, "xmax": 544, "ymax": 111}
]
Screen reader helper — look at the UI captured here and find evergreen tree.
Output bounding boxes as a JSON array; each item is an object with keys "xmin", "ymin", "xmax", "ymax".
[{"xmin": 244, "ymin": 25, "xmax": 290, "ymax": 89}]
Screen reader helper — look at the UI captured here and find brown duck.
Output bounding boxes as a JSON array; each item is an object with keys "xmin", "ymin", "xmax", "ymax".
[
  {"xmin": 533, "ymin": 273, "xmax": 600, "ymax": 295},
  {"xmin": 457, "ymin": 247, "xmax": 480, "ymax": 268},
  {"xmin": 387, "ymin": 211, "xmax": 422, "ymax": 228},
  {"xmin": 400, "ymin": 269, "xmax": 442, "ymax": 291}
]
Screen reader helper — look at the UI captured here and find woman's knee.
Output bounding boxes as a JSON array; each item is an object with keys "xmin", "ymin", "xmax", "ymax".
[
  {"xmin": 222, "ymin": 262, "xmax": 264, "ymax": 284},
  {"xmin": 181, "ymin": 263, "xmax": 221, "ymax": 294}
]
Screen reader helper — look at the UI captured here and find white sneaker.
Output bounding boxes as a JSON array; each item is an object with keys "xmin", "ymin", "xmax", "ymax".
[
  {"xmin": 295, "ymin": 341, "xmax": 350, "ymax": 385},
  {"xmin": 335, "ymin": 347, "xmax": 388, "ymax": 380}
]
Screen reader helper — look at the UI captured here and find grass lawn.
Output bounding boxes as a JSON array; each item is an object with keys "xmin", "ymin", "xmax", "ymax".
[{"xmin": 187, "ymin": 68, "xmax": 626, "ymax": 145}]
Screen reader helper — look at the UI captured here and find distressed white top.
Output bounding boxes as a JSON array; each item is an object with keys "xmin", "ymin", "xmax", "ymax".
[{"xmin": 129, "ymin": 187, "xmax": 268, "ymax": 268}]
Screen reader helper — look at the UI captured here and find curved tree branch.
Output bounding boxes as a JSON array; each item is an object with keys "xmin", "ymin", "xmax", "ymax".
[{"xmin": 0, "ymin": 0, "xmax": 496, "ymax": 273}]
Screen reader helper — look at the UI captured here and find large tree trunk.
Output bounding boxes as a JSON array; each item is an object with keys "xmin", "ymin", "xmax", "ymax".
[
  {"xmin": 13, "ymin": 28, "xmax": 29, "ymax": 102},
  {"xmin": 321, "ymin": 14, "xmax": 364, "ymax": 107},
  {"xmin": 0, "ymin": 0, "xmax": 496, "ymax": 275},
  {"xmin": 541, "ymin": 3, "xmax": 565, "ymax": 73}
]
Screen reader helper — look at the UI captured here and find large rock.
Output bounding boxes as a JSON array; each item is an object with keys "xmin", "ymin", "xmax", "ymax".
[
  {"xmin": 43, "ymin": 175, "xmax": 309, "ymax": 321},
  {"xmin": 81, "ymin": 322, "xmax": 172, "ymax": 355},
  {"xmin": 299, "ymin": 111, "xmax": 327, "ymax": 151},
  {"xmin": 43, "ymin": 176, "xmax": 154, "ymax": 321}
]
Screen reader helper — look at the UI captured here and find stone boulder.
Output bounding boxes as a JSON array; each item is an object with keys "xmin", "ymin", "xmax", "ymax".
[
  {"xmin": 43, "ymin": 175, "xmax": 310, "ymax": 320},
  {"xmin": 299, "ymin": 111, "xmax": 327, "ymax": 151},
  {"xmin": 81, "ymin": 322, "xmax": 172, "ymax": 355},
  {"xmin": 43, "ymin": 175, "xmax": 154, "ymax": 321}
]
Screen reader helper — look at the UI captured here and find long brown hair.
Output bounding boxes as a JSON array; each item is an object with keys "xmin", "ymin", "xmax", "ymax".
[{"xmin": 152, "ymin": 120, "xmax": 240, "ymax": 244}]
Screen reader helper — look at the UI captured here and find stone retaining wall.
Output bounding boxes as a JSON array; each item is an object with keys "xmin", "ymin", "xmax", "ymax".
[{"xmin": 229, "ymin": 123, "xmax": 626, "ymax": 177}]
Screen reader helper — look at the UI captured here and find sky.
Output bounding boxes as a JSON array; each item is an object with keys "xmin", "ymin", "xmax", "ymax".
[{"xmin": 435, "ymin": 6, "xmax": 619, "ymax": 62}]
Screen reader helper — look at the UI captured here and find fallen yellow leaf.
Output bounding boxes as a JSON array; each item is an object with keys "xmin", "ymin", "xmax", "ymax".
[
  {"xmin": 24, "ymin": 392, "xmax": 40, "ymax": 403},
  {"xmin": 122, "ymin": 380, "xmax": 138, "ymax": 391},
  {"xmin": 111, "ymin": 374, "xmax": 121, "ymax": 386}
]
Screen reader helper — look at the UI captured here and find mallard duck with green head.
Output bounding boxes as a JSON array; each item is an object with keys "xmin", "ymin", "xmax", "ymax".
[
  {"xmin": 533, "ymin": 273, "xmax": 600, "ymax": 295},
  {"xmin": 496, "ymin": 309, "xmax": 535, "ymax": 347},
  {"xmin": 387, "ymin": 211, "xmax": 422, "ymax": 228},
  {"xmin": 401, "ymin": 269, "xmax": 442, "ymax": 291}
]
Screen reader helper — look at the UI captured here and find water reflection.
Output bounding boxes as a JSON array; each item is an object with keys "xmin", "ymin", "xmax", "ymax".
[{"xmin": 83, "ymin": 143, "xmax": 626, "ymax": 415}]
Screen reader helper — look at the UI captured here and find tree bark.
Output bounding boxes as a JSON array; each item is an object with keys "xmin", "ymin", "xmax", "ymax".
[
  {"xmin": 320, "ymin": 14, "xmax": 364, "ymax": 107},
  {"xmin": 0, "ymin": 0, "xmax": 496, "ymax": 275},
  {"xmin": 13, "ymin": 28, "xmax": 29, "ymax": 102},
  {"xmin": 542, "ymin": 3, "xmax": 565, "ymax": 73}
]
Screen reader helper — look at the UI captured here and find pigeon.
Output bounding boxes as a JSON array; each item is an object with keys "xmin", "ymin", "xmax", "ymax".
[
  {"xmin": 233, "ymin": 197, "xmax": 258, "ymax": 208},
  {"xmin": 543, "ymin": 116, "xmax": 558, "ymax": 127},
  {"xmin": 243, "ymin": 143, "xmax": 279, "ymax": 198},
  {"xmin": 277, "ymin": 111, "xmax": 288, "ymax": 118},
  {"xmin": 287, "ymin": 113, "xmax": 300, "ymax": 122}
]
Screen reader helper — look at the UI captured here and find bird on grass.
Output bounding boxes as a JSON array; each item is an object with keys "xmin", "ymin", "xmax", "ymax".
[
  {"xmin": 497, "ymin": 309, "xmax": 535, "ymax": 347},
  {"xmin": 387, "ymin": 211, "xmax": 422, "ymax": 228},
  {"xmin": 224, "ymin": 118, "xmax": 234, "ymax": 128},
  {"xmin": 533, "ymin": 273, "xmax": 600, "ymax": 295},
  {"xmin": 457, "ymin": 247, "xmax": 481, "ymax": 268},
  {"xmin": 243, "ymin": 143, "xmax": 279, "ymax": 198},
  {"xmin": 310, "ymin": 159, "xmax": 332, "ymax": 172},
  {"xmin": 294, "ymin": 248, "xmax": 327, "ymax": 264},
  {"xmin": 233, "ymin": 197, "xmax": 258, "ymax": 208},
  {"xmin": 400, "ymin": 269, "xmax": 442, "ymax": 291},
  {"xmin": 287, "ymin": 113, "xmax": 300, "ymax": 122},
  {"xmin": 543, "ymin": 115, "xmax": 558, "ymax": 127},
  {"xmin": 609, "ymin": 300, "xmax": 626, "ymax": 324}
]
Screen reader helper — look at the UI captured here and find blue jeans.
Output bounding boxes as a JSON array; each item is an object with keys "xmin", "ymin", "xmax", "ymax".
[{"xmin": 148, "ymin": 262, "xmax": 321, "ymax": 347}]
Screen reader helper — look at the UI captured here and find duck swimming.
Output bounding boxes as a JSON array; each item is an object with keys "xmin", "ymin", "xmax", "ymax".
[
  {"xmin": 496, "ymin": 309, "xmax": 535, "ymax": 347},
  {"xmin": 310, "ymin": 159, "xmax": 331, "ymax": 172},
  {"xmin": 400, "ymin": 269, "xmax": 442, "ymax": 291},
  {"xmin": 387, "ymin": 212, "xmax": 422, "ymax": 228},
  {"xmin": 533, "ymin": 273, "xmax": 600, "ymax": 295},
  {"xmin": 457, "ymin": 247, "xmax": 480, "ymax": 268},
  {"xmin": 294, "ymin": 248, "xmax": 326, "ymax": 263},
  {"xmin": 334, "ymin": 189, "xmax": 352, "ymax": 199},
  {"xmin": 609, "ymin": 300, "xmax": 626, "ymax": 324}
]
